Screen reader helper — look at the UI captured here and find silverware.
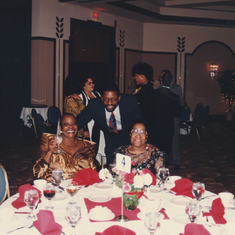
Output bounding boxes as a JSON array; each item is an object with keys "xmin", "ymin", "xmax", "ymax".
[
  {"xmin": 35, "ymin": 199, "xmax": 41, "ymax": 209},
  {"xmin": 204, "ymin": 205, "xmax": 235, "ymax": 210},
  {"xmin": 7, "ymin": 224, "xmax": 33, "ymax": 233},
  {"xmin": 52, "ymin": 182, "xmax": 65, "ymax": 191},
  {"xmin": 14, "ymin": 212, "xmax": 30, "ymax": 214}
]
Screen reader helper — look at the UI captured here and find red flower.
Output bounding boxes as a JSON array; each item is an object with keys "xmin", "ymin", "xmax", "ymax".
[{"xmin": 124, "ymin": 172, "xmax": 134, "ymax": 184}]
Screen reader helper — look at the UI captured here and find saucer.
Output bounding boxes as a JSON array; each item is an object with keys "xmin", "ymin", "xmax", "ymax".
[
  {"xmin": 170, "ymin": 196, "xmax": 191, "ymax": 206},
  {"xmin": 88, "ymin": 194, "xmax": 111, "ymax": 203}
]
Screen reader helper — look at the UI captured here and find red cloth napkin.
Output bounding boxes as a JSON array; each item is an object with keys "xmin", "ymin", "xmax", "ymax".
[
  {"xmin": 33, "ymin": 210, "xmax": 62, "ymax": 235},
  {"xmin": 179, "ymin": 223, "xmax": 211, "ymax": 235},
  {"xmin": 11, "ymin": 184, "xmax": 41, "ymax": 209},
  {"xmin": 171, "ymin": 178, "xmax": 195, "ymax": 198},
  {"xmin": 85, "ymin": 197, "xmax": 140, "ymax": 221},
  {"xmin": 72, "ymin": 168, "xmax": 102, "ymax": 185},
  {"xmin": 203, "ymin": 198, "xmax": 227, "ymax": 224},
  {"xmin": 95, "ymin": 225, "xmax": 136, "ymax": 235},
  {"xmin": 159, "ymin": 208, "xmax": 170, "ymax": 220}
]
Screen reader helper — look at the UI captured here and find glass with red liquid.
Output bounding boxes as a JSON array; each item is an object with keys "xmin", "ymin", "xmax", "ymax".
[{"xmin": 43, "ymin": 183, "xmax": 56, "ymax": 209}]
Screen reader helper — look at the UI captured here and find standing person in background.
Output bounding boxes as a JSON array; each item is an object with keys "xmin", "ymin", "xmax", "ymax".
[
  {"xmin": 132, "ymin": 62, "xmax": 155, "ymax": 143},
  {"xmin": 153, "ymin": 70, "xmax": 181, "ymax": 166}
]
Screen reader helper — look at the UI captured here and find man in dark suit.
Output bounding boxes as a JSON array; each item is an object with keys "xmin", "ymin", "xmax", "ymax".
[
  {"xmin": 76, "ymin": 84, "xmax": 143, "ymax": 167},
  {"xmin": 153, "ymin": 70, "xmax": 181, "ymax": 166}
]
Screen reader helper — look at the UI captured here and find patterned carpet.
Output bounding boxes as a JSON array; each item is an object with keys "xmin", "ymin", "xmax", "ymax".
[{"xmin": 0, "ymin": 115, "xmax": 235, "ymax": 196}]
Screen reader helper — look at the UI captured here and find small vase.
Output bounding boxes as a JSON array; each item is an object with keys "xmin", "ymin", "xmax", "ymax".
[{"xmin": 123, "ymin": 193, "xmax": 139, "ymax": 210}]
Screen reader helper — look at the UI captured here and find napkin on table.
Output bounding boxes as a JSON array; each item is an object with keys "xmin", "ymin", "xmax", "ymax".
[
  {"xmin": 33, "ymin": 210, "xmax": 62, "ymax": 235},
  {"xmin": 72, "ymin": 168, "xmax": 102, "ymax": 186},
  {"xmin": 11, "ymin": 184, "xmax": 41, "ymax": 209},
  {"xmin": 170, "ymin": 178, "xmax": 195, "ymax": 199},
  {"xmin": 95, "ymin": 225, "xmax": 136, "ymax": 235},
  {"xmin": 179, "ymin": 223, "xmax": 211, "ymax": 235},
  {"xmin": 203, "ymin": 198, "xmax": 227, "ymax": 224}
]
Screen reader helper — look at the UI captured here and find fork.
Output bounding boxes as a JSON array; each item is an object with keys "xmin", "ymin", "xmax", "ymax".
[{"xmin": 7, "ymin": 224, "xmax": 33, "ymax": 233}]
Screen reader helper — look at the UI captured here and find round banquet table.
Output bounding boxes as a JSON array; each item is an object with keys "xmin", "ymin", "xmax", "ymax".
[{"xmin": 1, "ymin": 179, "xmax": 235, "ymax": 235}]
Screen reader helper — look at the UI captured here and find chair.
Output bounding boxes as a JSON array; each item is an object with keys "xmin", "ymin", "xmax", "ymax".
[
  {"xmin": 47, "ymin": 106, "xmax": 61, "ymax": 134},
  {"xmin": 179, "ymin": 106, "xmax": 192, "ymax": 135},
  {"xmin": 0, "ymin": 164, "xmax": 10, "ymax": 204},
  {"xmin": 32, "ymin": 109, "xmax": 47, "ymax": 138}
]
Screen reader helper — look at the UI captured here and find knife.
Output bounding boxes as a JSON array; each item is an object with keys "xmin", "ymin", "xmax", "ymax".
[
  {"xmin": 204, "ymin": 206, "xmax": 235, "ymax": 210},
  {"xmin": 7, "ymin": 224, "xmax": 33, "ymax": 233},
  {"xmin": 52, "ymin": 183, "xmax": 65, "ymax": 191}
]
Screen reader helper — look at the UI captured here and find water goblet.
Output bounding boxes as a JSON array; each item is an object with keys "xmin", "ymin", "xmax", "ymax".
[
  {"xmin": 54, "ymin": 134, "xmax": 62, "ymax": 153},
  {"xmin": 192, "ymin": 182, "xmax": 205, "ymax": 201},
  {"xmin": 144, "ymin": 211, "xmax": 162, "ymax": 235},
  {"xmin": 43, "ymin": 183, "xmax": 56, "ymax": 209},
  {"xmin": 52, "ymin": 169, "xmax": 63, "ymax": 192},
  {"xmin": 158, "ymin": 168, "xmax": 170, "ymax": 190},
  {"xmin": 66, "ymin": 204, "xmax": 81, "ymax": 235},
  {"xmin": 185, "ymin": 201, "xmax": 201, "ymax": 223},
  {"xmin": 24, "ymin": 189, "xmax": 39, "ymax": 219},
  {"xmin": 66, "ymin": 181, "xmax": 80, "ymax": 204}
]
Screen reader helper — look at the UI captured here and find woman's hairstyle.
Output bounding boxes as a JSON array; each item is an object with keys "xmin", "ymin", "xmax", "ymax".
[
  {"xmin": 80, "ymin": 74, "xmax": 96, "ymax": 91},
  {"xmin": 132, "ymin": 62, "xmax": 153, "ymax": 82},
  {"xmin": 160, "ymin": 69, "xmax": 172, "ymax": 86}
]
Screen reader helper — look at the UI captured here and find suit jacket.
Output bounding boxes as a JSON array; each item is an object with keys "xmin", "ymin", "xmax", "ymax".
[
  {"xmin": 76, "ymin": 94, "xmax": 143, "ymax": 164},
  {"xmin": 152, "ymin": 87, "xmax": 181, "ymax": 154}
]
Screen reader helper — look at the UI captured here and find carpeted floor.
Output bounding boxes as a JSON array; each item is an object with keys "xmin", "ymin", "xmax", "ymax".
[{"xmin": 1, "ymin": 115, "xmax": 235, "ymax": 196}]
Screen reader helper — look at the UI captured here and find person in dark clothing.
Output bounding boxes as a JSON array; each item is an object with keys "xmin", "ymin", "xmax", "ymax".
[{"xmin": 132, "ymin": 62, "xmax": 155, "ymax": 143}]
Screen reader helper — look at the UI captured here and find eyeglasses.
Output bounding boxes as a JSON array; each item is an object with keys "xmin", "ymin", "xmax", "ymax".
[{"xmin": 131, "ymin": 129, "xmax": 147, "ymax": 136}]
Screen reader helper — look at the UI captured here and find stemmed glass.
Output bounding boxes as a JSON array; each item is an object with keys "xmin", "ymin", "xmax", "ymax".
[
  {"xmin": 158, "ymin": 168, "xmax": 170, "ymax": 190},
  {"xmin": 52, "ymin": 169, "xmax": 63, "ymax": 192},
  {"xmin": 144, "ymin": 212, "xmax": 162, "ymax": 234},
  {"xmin": 54, "ymin": 134, "xmax": 62, "ymax": 153},
  {"xmin": 43, "ymin": 183, "xmax": 56, "ymax": 209},
  {"xmin": 66, "ymin": 181, "xmax": 80, "ymax": 204},
  {"xmin": 24, "ymin": 189, "xmax": 39, "ymax": 219},
  {"xmin": 109, "ymin": 163, "xmax": 116, "ymax": 183},
  {"xmin": 66, "ymin": 204, "xmax": 81, "ymax": 235},
  {"xmin": 192, "ymin": 182, "xmax": 205, "ymax": 201},
  {"xmin": 185, "ymin": 201, "xmax": 201, "ymax": 223}
]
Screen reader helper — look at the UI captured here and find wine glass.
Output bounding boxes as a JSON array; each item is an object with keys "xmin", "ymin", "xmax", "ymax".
[
  {"xmin": 158, "ymin": 168, "xmax": 170, "ymax": 190},
  {"xmin": 54, "ymin": 134, "xmax": 62, "ymax": 153},
  {"xmin": 24, "ymin": 189, "xmax": 39, "ymax": 219},
  {"xmin": 192, "ymin": 182, "xmax": 205, "ymax": 201},
  {"xmin": 109, "ymin": 163, "xmax": 116, "ymax": 182},
  {"xmin": 66, "ymin": 181, "xmax": 80, "ymax": 204},
  {"xmin": 185, "ymin": 201, "xmax": 201, "ymax": 223},
  {"xmin": 66, "ymin": 204, "xmax": 81, "ymax": 235},
  {"xmin": 144, "ymin": 212, "xmax": 162, "ymax": 235},
  {"xmin": 43, "ymin": 183, "xmax": 56, "ymax": 209},
  {"xmin": 52, "ymin": 169, "xmax": 63, "ymax": 192}
]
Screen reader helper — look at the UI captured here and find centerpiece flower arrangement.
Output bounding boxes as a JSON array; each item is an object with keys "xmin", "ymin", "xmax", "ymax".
[{"xmin": 112, "ymin": 167, "xmax": 157, "ymax": 210}]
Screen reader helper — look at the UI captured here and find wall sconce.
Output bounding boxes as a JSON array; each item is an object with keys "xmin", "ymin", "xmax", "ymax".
[{"xmin": 210, "ymin": 64, "xmax": 219, "ymax": 79}]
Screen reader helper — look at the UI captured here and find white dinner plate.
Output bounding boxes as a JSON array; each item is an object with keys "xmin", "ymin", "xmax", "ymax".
[
  {"xmin": 137, "ymin": 211, "xmax": 164, "ymax": 220},
  {"xmin": 89, "ymin": 211, "xmax": 115, "ymax": 221},
  {"xmin": 52, "ymin": 192, "xmax": 68, "ymax": 201},
  {"xmin": 88, "ymin": 194, "xmax": 111, "ymax": 203},
  {"xmin": 94, "ymin": 183, "xmax": 113, "ymax": 189},
  {"xmin": 149, "ymin": 185, "xmax": 162, "ymax": 194},
  {"xmin": 170, "ymin": 196, "xmax": 191, "ymax": 206},
  {"xmin": 172, "ymin": 215, "xmax": 189, "ymax": 224}
]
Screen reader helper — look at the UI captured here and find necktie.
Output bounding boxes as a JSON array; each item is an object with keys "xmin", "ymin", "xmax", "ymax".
[{"xmin": 109, "ymin": 112, "xmax": 118, "ymax": 133}]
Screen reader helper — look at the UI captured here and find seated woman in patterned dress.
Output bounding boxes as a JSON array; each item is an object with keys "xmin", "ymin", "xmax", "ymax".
[
  {"xmin": 113, "ymin": 121, "xmax": 166, "ymax": 175},
  {"xmin": 33, "ymin": 113, "xmax": 100, "ymax": 181}
]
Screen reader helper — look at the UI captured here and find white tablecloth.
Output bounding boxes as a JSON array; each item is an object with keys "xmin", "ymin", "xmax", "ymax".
[
  {"xmin": 20, "ymin": 106, "xmax": 48, "ymax": 128},
  {"xmin": 1, "ymin": 181, "xmax": 235, "ymax": 235}
]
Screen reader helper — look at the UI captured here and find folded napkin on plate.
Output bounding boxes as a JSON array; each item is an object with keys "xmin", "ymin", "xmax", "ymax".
[
  {"xmin": 72, "ymin": 168, "xmax": 102, "ymax": 186},
  {"xmin": 95, "ymin": 225, "xmax": 136, "ymax": 235},
  {"xmin": 203, "ymin": 198, "xmax": 227, "ymax": 224},
  {"xmin": 33, "ymin": 210, "xmax": 62, "ymax": 235},
  {"xmin": 179, "ymin": 223, "xmax": 211, "ymax": 235},
  {"xmin": 12, "ymin": 184, "xmax": 41, "ymax": 209},
  {"xmin": 170, "ymin": 178, "xmax": 195, "ymax": 199}
]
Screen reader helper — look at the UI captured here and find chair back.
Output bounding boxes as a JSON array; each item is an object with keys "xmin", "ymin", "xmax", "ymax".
[
  {"xmin": 48, "ymin": 106, "xmax": 61, "ymax": 134},
  {"xmin": 0, "ymin": 164, "xmax": 10, "ymax": 204},
  {"xmin": 180, "ymin": 106, "xmax": 191, "ymax": 123},
  {"xmin": 31, "ymin": 109, "xmax": 46, "ymax": 137}
]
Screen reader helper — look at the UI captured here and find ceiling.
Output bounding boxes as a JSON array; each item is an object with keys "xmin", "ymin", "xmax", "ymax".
[{"xmin": 59, "ymin": 0, "xmax": 235, "ymax": 27}]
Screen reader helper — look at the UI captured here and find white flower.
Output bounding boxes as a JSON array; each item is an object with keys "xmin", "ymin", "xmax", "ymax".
[
  {"xmin": 142, "ymin": 173, "xmax": 152, "ymax": 186},
  {"xmin": 99, "ymin": 168, "xmax": 112, "ymax": 181},
  {"xmin": 133, "ymin": 175, "xmax": 144, "ymax": 188}
]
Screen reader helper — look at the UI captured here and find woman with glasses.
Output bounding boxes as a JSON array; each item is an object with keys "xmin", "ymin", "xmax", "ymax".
[{"xmin": 113, "ymin": 121, "xmax": 166, "ymax": 175}]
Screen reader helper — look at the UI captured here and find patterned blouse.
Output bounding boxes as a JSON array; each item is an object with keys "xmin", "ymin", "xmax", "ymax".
[{"xmin": 113, "ymin": 144, "xmax": 166, "ymax": 175}]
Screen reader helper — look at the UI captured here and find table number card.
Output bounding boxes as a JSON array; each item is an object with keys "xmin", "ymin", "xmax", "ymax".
[{"xmin": 116, "ymin": 153, "xmax": 131, "ymax": 173}]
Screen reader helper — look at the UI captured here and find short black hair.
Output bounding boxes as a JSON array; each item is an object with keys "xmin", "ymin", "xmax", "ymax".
[
  {"xmin": 160, "ymin": 69, "xmax": 172, "ymax": 86},
  {"xmin": 132, "ymin": 62, "xmax": 153, "ymax": 81},
  {"xmin": 101, "ymin": 83, "xmax": 120, "ymax": 96}
]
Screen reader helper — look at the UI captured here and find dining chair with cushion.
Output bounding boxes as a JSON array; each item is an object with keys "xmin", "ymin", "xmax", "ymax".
[
  {"xmin": 0, "ymin": 163, "xmax": 10, "ymax": 204},
  {"xmin": 32, "ymin": 109, "xmax": 47, "ymax": 138},
  {"xmin": 47, "ymin": 106, "xmax": 61, "ymax": 134}
]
